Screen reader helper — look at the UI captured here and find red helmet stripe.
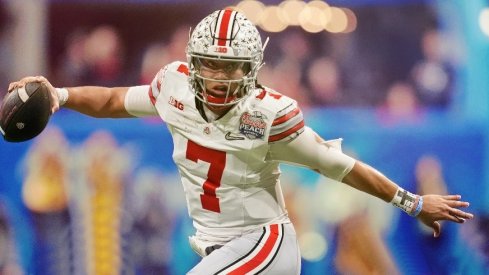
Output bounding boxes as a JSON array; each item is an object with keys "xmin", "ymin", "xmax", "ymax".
[{"xmin": 217, "ymin": 9, "xmax": 234, "ymax": 46}]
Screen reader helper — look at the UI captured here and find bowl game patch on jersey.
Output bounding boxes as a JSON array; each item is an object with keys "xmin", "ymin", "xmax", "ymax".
[{"xmin": 239, "ymin": 111, "xmax": 267, "ymax": 140}]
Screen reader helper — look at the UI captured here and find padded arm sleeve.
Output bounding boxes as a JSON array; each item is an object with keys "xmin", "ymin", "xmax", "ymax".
[
  {"xmin": 266, "ymin": 126, "xmax": 355, "ymax": 181},
  {"xmin": 124, "ymin": 85, "xmax": 158, "ymax": 117}
]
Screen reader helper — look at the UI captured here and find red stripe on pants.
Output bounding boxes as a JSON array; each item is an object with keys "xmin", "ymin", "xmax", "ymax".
[{"xmin": 228, "ymin": 224, "xmax": 280, "ymax": 274}]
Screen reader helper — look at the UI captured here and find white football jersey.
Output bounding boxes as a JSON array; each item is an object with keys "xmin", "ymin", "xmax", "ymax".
[{"xmin": 148, "ymin": 62, "xmax": 305, "ymax": 239}]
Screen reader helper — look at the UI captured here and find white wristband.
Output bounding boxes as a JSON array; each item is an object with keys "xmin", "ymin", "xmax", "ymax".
[
  {"xmin": 55, "ymin": 88, "xmax": 69, "ymax": 106},
  {"xmin": 390, "ymin": 187, "xmax": 421, "ymax": 216}
]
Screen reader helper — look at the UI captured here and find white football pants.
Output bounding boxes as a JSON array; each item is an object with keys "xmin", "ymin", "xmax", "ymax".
[{"xmin": 187, "ymin": 223, "xmax": 301, "ymax": 275}]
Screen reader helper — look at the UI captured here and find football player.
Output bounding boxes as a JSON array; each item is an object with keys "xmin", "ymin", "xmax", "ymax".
[{"xmin": 10, "ymin": 9, "xmax": 473, "ymax": 274}]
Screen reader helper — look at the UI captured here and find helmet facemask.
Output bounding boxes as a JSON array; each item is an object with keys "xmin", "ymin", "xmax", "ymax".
[
  {"xmin": 190, "ymin": 56, "xmax": 258, "ymax": 106},
  {"xmin": 186, "ymin": 9, "xmax": 265, "ymax": 107}
]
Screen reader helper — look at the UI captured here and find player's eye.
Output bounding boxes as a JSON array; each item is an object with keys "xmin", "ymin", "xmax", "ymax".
[
  {"xmin": 197, "ymin": 58, "xmax": 249, "ymax": 74},
  {"xmin": 225, "ymin": 63, "xmax": 238, "ymax": 72},
  {"xmin": 200, "ymin": 59, "xmax": 219, "ymax": 70}
]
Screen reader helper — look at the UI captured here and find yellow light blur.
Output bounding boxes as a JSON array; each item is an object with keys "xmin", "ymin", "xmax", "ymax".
[
  {"xmin": 325, "ymin": 7, "xmax": 348, "ymax": 33},
  {"xmin": 279, "ymin": 0, "xmax": 306, "ymax": 26},
  {"xmin": 236, "ymin": 0, "xmax": 266, "ymax": 25},
  {"xmin": 479, "ymin": 8, "xmax": 489, "ymax": 37},
  {"xmin": 307, "ymin": 0, "xmax": 331, "ymax": 14},
  {"xmin": 260, "ymin": 6, "xmax": 288, "ymax": 33},
  {"xmin": 235, "ymin": 1, "xmax": 358, "ymax": 34},
  {"xmin": 299, "ymin": 0, "xmax": 331, "ymax": 33},
  {"xmin": 299, "ymin": 231, "xmax": 328, "ymax": 261},
  {"xmin": 341, "ymin": 8, "xmax": 357, "ymax": 33}
]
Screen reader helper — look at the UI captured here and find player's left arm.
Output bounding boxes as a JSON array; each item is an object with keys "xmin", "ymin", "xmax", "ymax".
[
  {"xmin": 342, "ymin": 160, "xmax": 473, "ymax": 237},
  {"xmin": 268, "ymin": 126, "xmax": 474, "ymax": 237}
]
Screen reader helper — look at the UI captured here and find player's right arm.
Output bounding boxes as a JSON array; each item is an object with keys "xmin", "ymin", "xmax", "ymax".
[
  {"xmin": 63, "ymin": 86, "xmax": 131, "ymax": 118},
  {"xmin": 8, "ymin": 76, "xmax": 157, "ymax": 118}
]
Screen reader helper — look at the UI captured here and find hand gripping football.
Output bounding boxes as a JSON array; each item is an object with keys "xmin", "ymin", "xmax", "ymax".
[{"xmin": 0, "ymin": 81, "xmax": 52, "ymax": 142}]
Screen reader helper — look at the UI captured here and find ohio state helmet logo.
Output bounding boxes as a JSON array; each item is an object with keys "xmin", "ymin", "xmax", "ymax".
[{"xmin": 239, "ymin": 111, "xmax": 267, "ymax": 140}]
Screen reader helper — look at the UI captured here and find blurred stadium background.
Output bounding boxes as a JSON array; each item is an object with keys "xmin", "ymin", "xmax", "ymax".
[{"xmin": 0, "ymin": 0, "xmax": 489, "ymax": 274}]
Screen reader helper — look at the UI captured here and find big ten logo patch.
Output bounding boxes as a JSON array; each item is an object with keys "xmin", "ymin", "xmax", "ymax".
[
  {"xmin": 214, "ymin": 47, "xmax": 228, "ymax": 53},
  {"xmin": 239, "ymin": 111, "xmax": 267, "ymax": 140},
  {"xmin": 168, "ymin": 96, "xmax": 184, "ymax": 111}
]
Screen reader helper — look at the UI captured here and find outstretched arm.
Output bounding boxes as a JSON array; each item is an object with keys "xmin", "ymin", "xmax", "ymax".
[
  {"xmin": 9, "ymin": 76, "xmax": 135, "ymax": 118},
  {"xmin": 342, "ymin": 161, "xmax": 472, "ymax": 237},
  {"xmin": 268, "ymin": 127, "xmax": 474, "ymax": 237},
  {"xmin": 62, "ymin": 86, "xmax": 130, "ymax": 118}
]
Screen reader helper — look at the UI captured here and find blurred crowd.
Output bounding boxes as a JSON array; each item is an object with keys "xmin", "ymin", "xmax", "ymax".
[
  {"xmin": 0, "ymin": 3, "xmax": 12, "ymax": 97},
  {"xmin": 0, "ymin": 2, "xmax": 487, "ymax": 274},
  {"xmin": 0, "ymin": 125, "xmax": 486, "ymax": 274},
  {"xmin": 0, "ymin": 128, "xmax": 180, "ymax": 274},
  {"xmin": 0, "ymin": 2, "xmax": 460, "ymax": 117}
]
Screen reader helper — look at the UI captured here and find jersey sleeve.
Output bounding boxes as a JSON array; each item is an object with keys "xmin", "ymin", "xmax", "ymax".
[
  {"xmin": 148, "ymin": 65, "xmax": 168, "ymax": 105},
  {"xmin": 125, "ymin": 62, "xmax": 189, "ymax": 117},
  {"xmin": 124, "ymin": 85, "xmax": 158, "ymax": 117},
  {"xmin": 268, "ymin": 99, "xmax": 305, "ymax": 143},
  {"xmin": 267, "ymin": 127, "xmax": 355, "ymax": 181},
  {"xmin": 148, "ymin": 61, "xmax": 190, "ymax": 104}
]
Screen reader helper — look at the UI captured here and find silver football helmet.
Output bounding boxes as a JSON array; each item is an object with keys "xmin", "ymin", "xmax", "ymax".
[{"xmin": 186, "ymin": 9, "xmax": 265, "ymax": 106}]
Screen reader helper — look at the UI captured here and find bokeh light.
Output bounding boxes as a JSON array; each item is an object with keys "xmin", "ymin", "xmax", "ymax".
[
  {"xmin": 325, "ymin": 7, "xmax": 348, "ymax": 33},
  {"xmin": 235, "ymin": 0, "xmax": 357, "ymax": 34},
  {"xmin": 479, "ymin": 8, "xmax": 489, "ymax": 37},
  {"xmin": 299, "ymin": 231, "xmax": 328, "ymax": 261},
  {"xmin": 235, "ymin": 0, "xmax": 265, "ymax": 25},
  {"xmin": 259, "ymin": 5, "xmax": 288, "ymax": 33},
  {"xmin": 280, "ymin": 0, "xmax": 306, "ymax": 26}
]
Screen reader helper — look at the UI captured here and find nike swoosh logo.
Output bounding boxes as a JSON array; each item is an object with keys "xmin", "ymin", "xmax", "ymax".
[{"xmin": 225, "ymin": 132, "xmax": 245, "ymax": 141}]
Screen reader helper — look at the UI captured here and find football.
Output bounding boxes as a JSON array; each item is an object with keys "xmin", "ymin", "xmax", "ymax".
[{"xmin": 0, "ymin": 81, "xmax": 52, "ymax": 142}]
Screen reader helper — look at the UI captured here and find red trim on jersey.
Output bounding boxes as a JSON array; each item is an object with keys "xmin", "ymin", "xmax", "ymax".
[
  {"xmin": 217, "ymin": 9, "xmax": 233, "ymax": 46},
  {"xmin": 227, "ymin": 224, "xmax": 280, "ymax": 275},
  {"xmin": 255, "ymin": 89, "xmax": 267, "ymax": 100},
  {"xmin": 255, "ymin": 90, "xmax": 283, "ymax": 101},
  {"xmin": 148, "ymin": 86, "xmax": 156, "ymax": 105},
  {"xmin": 268, "ymin": 120, "xmax": 305, "ymax": 142},
  {"xmin": 156, "ymin": 79, "xmax": 161, "ymax": 91},
  {"xmin": 177, "ymin": 64, "xmax": 189, "ymax": 76},
  {"xmin": 272, "ymin": 107, "xmax": 301, "ymax": 126}
]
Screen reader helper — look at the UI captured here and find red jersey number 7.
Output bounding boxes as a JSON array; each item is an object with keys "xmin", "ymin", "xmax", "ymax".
[{"xmin": 186, "ymin": 140, "xmax": 226, "ymax": 213}]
